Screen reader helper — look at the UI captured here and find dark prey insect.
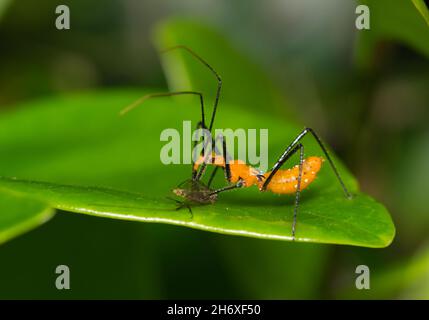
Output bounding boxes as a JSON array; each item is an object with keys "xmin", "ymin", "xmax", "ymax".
[
  {"xmin": 121, "ymin": 45, "xmax": 352, "ymax": 240},
  {"xmin": 166, "ymin": 179, "xmax": 218, "ymax": 217}
]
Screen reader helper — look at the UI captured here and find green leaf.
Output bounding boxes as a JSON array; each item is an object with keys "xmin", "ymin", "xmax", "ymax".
[
  {"xmin": 357, "ymin": 0, "xmax": 429, "ymax": 67},
  {"xmin": 0, "ymin": 191, "xmax": 54, "ymax": 244},
  {"xmin": 0, "ymin": 90, "xmax": 394, "ymax": 247},
  {"xmin": 153, "ymin": 19, "xmax": 295, "ymax": 119},
  {"xmin": 412, "ymin": 0, "xmax": 429, "ymax": 26},
  {"xmin": 0, "ymin": 176, "xmax": 393, "ymax": 248}
]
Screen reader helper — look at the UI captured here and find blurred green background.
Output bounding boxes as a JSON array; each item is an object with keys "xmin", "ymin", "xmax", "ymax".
[{"xmin": 0, "ymin": 0, "xmax": 428, "ymax": 299}]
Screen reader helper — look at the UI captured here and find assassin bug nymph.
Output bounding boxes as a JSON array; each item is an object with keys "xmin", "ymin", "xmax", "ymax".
[{"xmin": 121, "ymin": 45, "xmax": 353, "ymax": 240}]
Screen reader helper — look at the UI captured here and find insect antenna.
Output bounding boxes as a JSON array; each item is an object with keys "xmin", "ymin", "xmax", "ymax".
[
  {"xmin": 120, "ymin": 91, "xmax": 206, "ymax": 129},
  {"xmin": 162, "ymin": 46, "xmax": 224, "ymax": 182},
  {"xmin": 121, "ymin": 46, "xmax": 223, "ymax": 183},
  {"xmin": 162, "ymin": 45, "xmax": 222, "ymax": 132}
]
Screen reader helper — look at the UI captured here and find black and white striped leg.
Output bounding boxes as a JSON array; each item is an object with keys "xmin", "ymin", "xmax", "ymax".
[{"xmin": 292, "ymin": 143, "xmax": 305, "ymax": 240}]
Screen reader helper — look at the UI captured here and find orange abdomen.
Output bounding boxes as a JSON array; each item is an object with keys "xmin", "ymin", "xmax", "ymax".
[
  {"xmin": 194, "ymin": 155, "xmax": 260, "ymax": 187},
  {"xmin": 259, "ymin": 156, "xmax": 323, "ymax": 194}
]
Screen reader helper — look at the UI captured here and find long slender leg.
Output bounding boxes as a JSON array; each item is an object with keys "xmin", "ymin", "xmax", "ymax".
[
  {"xmin": 159, "ymin": 46, "xmax": 224, "ymax": 181},
  {"xmin": 197, "ymin": 133, "xmax": 232, "ymax": 183},
  {"xmin": 213, "ymin": 133, "xmax": 232, "ymax": 182},
  {"xmin": 120, "ymin": 91, "xmax": 206, "ymax": 130},
  {"xmin": 207, "ymin": 167, "xmax": 219, "ymax": 188},
  {"xmin": 122, "ymin": 47, "xmax": 223, "ymax": 183},
  {"xmin": 117, "ymin": 90, "xmax": 208, "ymax": 182},
  {"xmin": 209, "ymin": 179, "xmax": 245, "ymax": 196},
  {"xmin": 262, "ymin": 142, "xmax": 302, "ymax": 185},
  {"xmin": 221, "ymin": 134, "xmax": 232, "ymax": 182},
  {"xmin": 194, "ymin": 137, "xmax": 211, "ymax": 181},
  {"xmin": 195, "ymin": 132, "xmax": 230, "ymax": 182},
  {"xmin": 162, "ymin": 45, "xmax": 222, "ymax": 132},
  {"xmin": 194, "ymin": 131, "xmax": 222, "ymax": 181},
  {"xmin": 206, "ymin": 133, "xmax": 233, "ymax": 187},
  {"xmin": 261, "ymin": 127, "xmax": 351, "ymax": 199},
  {"xmin": 259, "ymin": 142, "xmax": 302, "ymax": 237},
  {"xmin": 205, "ymin": 137, "xmax": 244, "ymax": 194},
  {"xmin": 192, "ymin": 120, "xmax": 206, "ymax": 180},
  {"xmin": 254, "ymin": 142, "xmax": 304, "ymax": 240},
  {"xmin": 166, "ymin": 196, "xmax": 193, "ymax": 218},
  {"xmin": 292, "ymin": 143, "xmax": 305, "ymax": 240}
]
